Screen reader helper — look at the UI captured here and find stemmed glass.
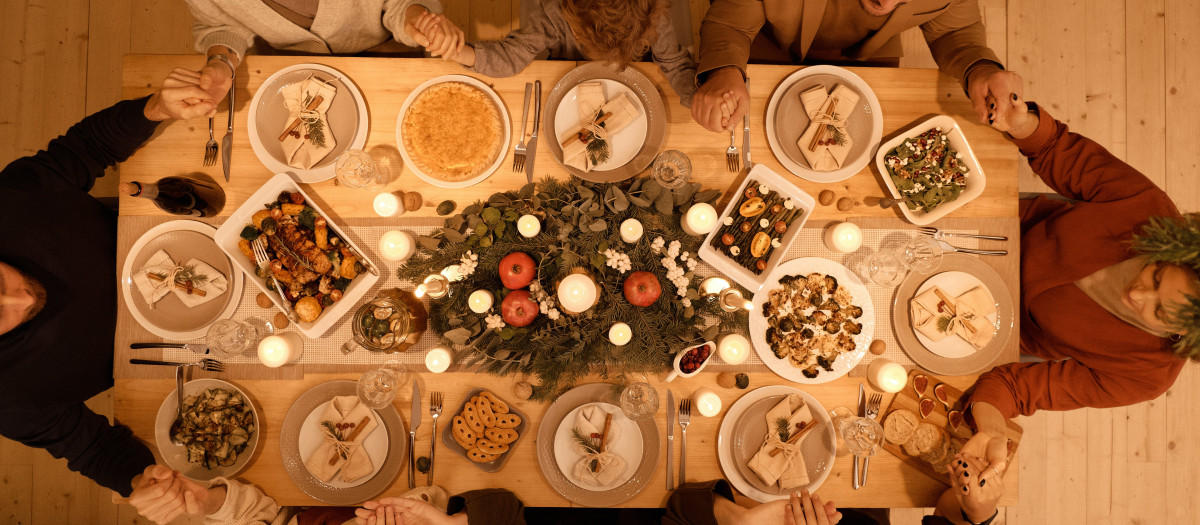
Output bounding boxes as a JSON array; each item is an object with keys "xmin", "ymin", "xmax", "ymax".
[
  {"xmin": 356, "ymin": 360, "xmax": 408, "ymax": 409},
  {"xmin": 618, "ymin": 381, "xmax": 660, "ymax": 421},
  {"xmin": 863, "ymin": 248, "xmax": 907, "ymax": 287}
]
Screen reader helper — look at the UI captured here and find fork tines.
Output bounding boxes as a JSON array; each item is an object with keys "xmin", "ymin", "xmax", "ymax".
[
  {"xmin": 915, "ymin": 226, "xmax": 939, "ymax": 236},
  {"xmin": 726, "ymin": 129, "xmax": 741, "ymax": 172},
  {"xmin": 203, "ymin": 144, "xmax": 217, "ymax": 166},
  {"xmin": 512, "ymin": 149, "xmax": 526, "ymax": 173},
  {"xmin": 679, "ymin": 399, "xmax": 692, "ymax": 417},
  {"xmin": 430, "ymin": 392, "xmax": 443, "ymax": 413},
  {"xmin": 199, "ymin": 358, "xmax": 225, "ymax": 372}
]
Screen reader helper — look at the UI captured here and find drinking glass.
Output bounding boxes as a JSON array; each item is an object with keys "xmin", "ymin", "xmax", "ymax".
[
  {"xmin": 863, "ymin": 249, "xmax": 907, "ymax": 287},
  {"xmin": 903, "ymin": 236, "xmax": 944, "ymax": 274},
  {"xmin": 839, "ymin": 416, "xmax": 884, "ymax": 459},
  {"xmin": 206, "ymin": 317, "xmax": 272, "ymax": 358},
  {"xmin": 618, "ymin": 382, "xmax": 660, "ymax": 421},
  {"xmin": 651, "ymin": 150, "xmax": 692, "ymax": 189},
  {"xmin": 335, "ymin": 150, "xmax": 382, "ymax": 189},
  {"xmin": 356, "ymin": 360, "xmax": 408, "ymax": 410},
  {"xmin": 828, "ymin": 406, "xmax": 855, "ymax": 430}
]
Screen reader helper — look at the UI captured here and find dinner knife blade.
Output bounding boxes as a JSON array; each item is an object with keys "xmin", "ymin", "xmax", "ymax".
[
  {"xmin": 666, "ymin": 389, "xmax": 675, "ymax": 490},
  {"xmin": 525, "ymin": 80, "xmax": 541, "ymax": 182},
  {"xmin": 222, "ymin": 81, "xmax": 234, "ymax": 182},
  {"xmin": 409, "ymin": 380, "xmax": 421, "ymax": 488},
  {"xmin": 130, "ymin": 343, "xmax": 207, "ymax": 354},
  {"xmin": 853, "ymin": 383, "xmax": 865, "ymax": 490},
  {"xmin": 410, "ymin": 380, "xmax": 422, "ymax": 433},
  {"xmin": 935, "ymin": 239, "xmax": 1008, "ymax": 256},
  {"xmin": 742, "ymin": 113, "xmax": 751, "ymax": 169}
]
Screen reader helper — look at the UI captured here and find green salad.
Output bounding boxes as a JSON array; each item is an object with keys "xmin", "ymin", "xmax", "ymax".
[{"xmin": 884, "ymin": 128, "xmax": 969, "ymax": 213}]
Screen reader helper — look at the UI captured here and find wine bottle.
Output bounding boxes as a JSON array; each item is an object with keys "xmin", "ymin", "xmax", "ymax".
[{"xmin": 120, "ymin": 176, "xmax": 226, "ymax": 217}]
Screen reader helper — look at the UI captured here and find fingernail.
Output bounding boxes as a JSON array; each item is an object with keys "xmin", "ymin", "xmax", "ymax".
[
  {"xmin": 1012, "ymin": 93, "xmax": 1018, "ymax": 101},
  {"xmin": 963, "ymin": 471, "xmax": 969, "ymax": 477},
  {"xmin": 989, "ymin": 119, "xmax": 994, "ymax": 125},
  {"xmin": 989, "ymin": 103, "xmax": 995, "ymax": 109},
  {"xmin": 961, "ymin": 486, "xmax": 969, "ymax": 493},
  {"xmin": 979, "ymin": 479, "xmax": 987, "ymax": 487}
]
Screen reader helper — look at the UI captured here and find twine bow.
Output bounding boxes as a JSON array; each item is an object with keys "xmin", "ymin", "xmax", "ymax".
[{"xmin": 322, "ymin": 435, "xmax": 363, "ymax": 466}]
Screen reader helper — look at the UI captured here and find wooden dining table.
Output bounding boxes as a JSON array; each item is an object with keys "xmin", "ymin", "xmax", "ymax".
[{"xmin": 114, "ymin": 54, "xmax": 1020, "ymax": 509}]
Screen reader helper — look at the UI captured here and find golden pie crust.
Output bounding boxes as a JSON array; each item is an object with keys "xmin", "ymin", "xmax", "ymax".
[{"xmin": 402, "ymin": 82, "xmax": 503, "ymax": 182}]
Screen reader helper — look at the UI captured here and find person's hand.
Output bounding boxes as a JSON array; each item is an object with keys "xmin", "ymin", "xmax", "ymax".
[
  {"xmin": 984, "ymin": 92, "xmax": 1038, "ymax": 140},
  {"xmin": 356, "ymin": 497, "xmax": 464, "ymax": 525},
  {"xmin": 198, "ymin": 59, "xmax": 234, "ymax": 106},
  {"xmin": 144, "ymin": 68, "xmax": 221, "ymax": 121},
  {"xmin": 959, "ymin": 429, "xmax": 1010, "ymax": 477},
  {"xmin": 783, "ymin": 490, "xmax": 841, "ymax": 525},
  {"xmin": 404, "ymin": 4, "xmax": 434, "ymax": 46},
  {"xmin": 948, "ymin": 453, "xmax": 1003, "ymax": 523},
  {"xmin": 692, "ymin": 67, "xmax": 749, "ymax": 132},
  {"xmin": 413, "ymin": 12, "xmax": 466, "ymax": 61},
  {"xmin": 966, "ymin": 65, "xmax": 1023, "ymax": 125},
  {"xmin": 119, "ymin": 465, "xmax": 189, "ymax": 524}
]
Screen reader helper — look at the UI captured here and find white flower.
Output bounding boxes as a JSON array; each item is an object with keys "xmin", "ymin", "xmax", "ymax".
[
  {"xmin": 652, "ymin": 236, "xmax": 665, "ymax": 248},
  {"xmin": 678, "ymin": 287, "xmax": 688, "ymax": 297},
  {"xmin": 458, "ymin": 251, "xmax": 479, "ymax": 276},
  {"xmin": 680, "ymin": 252, "xmax": 689, "ymax": 261},
  {"xmin": 547, "ymin": 308, "xmax": 561, "ymax": 320},
  {"xmin": 529, "ymin": 280, "xmax": 542, "ymax": 293},
  {"xmin": 759, "ymin": 184, "xmax": 770, "ymax": 195},
  {"xmin": 485, "ymin": 314, "xmax": 505, "ymax": 329},
  {"xmin": 771, "ymin": 238, "xmax": 781, "ymax": 248},
  {"xmin": 686, "ymin": 259, "xmax": 697, "ymax": 270},
  {"xmin": 661, "ymin": 257, "xmax": 673, "ymax": 267},
  {"xmin": 681, "ymin": 298, "xmax": 692, "ymax": 308},
  {"xmin": 784, "ymin": 199, "xmax": 795, "ymax": 210},
  {"xmin": 539, "ymin": 303, "xmax": 549, "ymax": 314},
  {"xmin": 760, "ymin": 218, "xmax": 769, "ymax": 228}
]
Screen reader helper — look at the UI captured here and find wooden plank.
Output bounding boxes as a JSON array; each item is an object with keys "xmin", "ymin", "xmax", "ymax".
[
  {"xmin": 1084, "ymin": 0, "xmax": 1127, "ymax": 159},
  {"xmin": 897, "ymin": 28, "xmax": 936, "ymax": 70},
  {"xmin": 471, "ymin": 0, "xmax": 513, "ymax": 41},
  {"xmin": 1058, "ymin": 409, "xmax": 1088, "ymax": 524},
  {"xmin": 1005, "ymin": 0, "xmax": 1050, "ymax": 194},
  {"xmin": 979, "ymin": 0, "xmax": 1007, "ymax": 64},
  {"xmin": 31, "ymin": 450, "xmax": 72, "ymax": 525},
  {"xmin": 129, "ymin": 0, "xmax": 194, "ymax": 54},
  {"xmin": 1040, "ymin": 410, "xmax": 1064, "ymax": 525},
  {"xmin": 1124, "ymin": 0, "xmax": 1167, "ymax": 188},
  {"xmin": 0, "ymin": 0, "xmax": 30, "ymax": 166},
  {"xmin": 443, "ymin": 0, "xmax": 471, "ymax": 42},
  {"xmin": 1084, "ymin": 407, "xmax": 1114, "ymax": 525},
  {"xmin": 86, "ymin": 0, "xmax": 133, "ymax": 200},
  {"xmin": 1016, "ymin": 412, "xmax": 1048, "ymax": 525},
  {"xmin": 1127, "ymin": 462, "xmax": 1168, "ymax": 525},
  {"xmin": 1165, "ymin": 0, "xmax": 1200, "ymax": 213},
  {"xmin": 1108, "ymin": 405, "xmax": 1129, "ymax": 525},
  {"xmin": 0, "ymin": 464, "xmax": 33, "ymax": 525},
  {"xmin": 1165, "ymin": 366, "xmax": 1197, "ymax": 524}
]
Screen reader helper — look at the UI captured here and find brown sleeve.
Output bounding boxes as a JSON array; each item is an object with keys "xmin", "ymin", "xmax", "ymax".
[
  {"xmin": 696, "ymin": 0, "xmax": 767, "ymax": 80},
  {"xmin": 448, "ymin": 489, "xmax": 526, "ymax": 525},
  {"xmin": 919, "ymin": 0, "xmax": 1002, "ymax": 86},
  {"xmin": 662, "ymin": 480, "xmax": 734, "ymax": 525}
]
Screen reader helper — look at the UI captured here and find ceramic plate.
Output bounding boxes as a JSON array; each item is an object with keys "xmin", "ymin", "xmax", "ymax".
[
  {"xmin": 296, "ymin": 400, "xmax": 389, "ymax": 488},
  {"xmin": 718, "ymin": 386, "xmax": 837, "ymax": 501},
  {"xmin": 911, "ymin": 271, "xmax": 997, "ymax": 359},
  {"xmin": 552, "ymin": 79, "xmax": 648, "ymax": 171},
  {"xmin": 155, "ymin": 378, "xmax": 259, "ymax": 481},
  {"xmin": 248, "ymin": 63, "xmax": 369, "ymax": 183},
  {"xmin": 893, "ymin": 254, "xmax": 1013, "ymax": 375},
  {"xmin": 749, "ymin": 257, "xmax": 875, "ymax": 384},
  {"xmin": 121, "ymin": 220, "xmax": 243, "ymax": 340},
  {"xmin": 440, "ymin": 388, "xmax": 528, "ymax": 472},
  {"xmin": 280, "ymin": 381, "xmax": 406, "ymax": 505},
  {"xmin": 765, "ymin": 65, "xmax": 883, "ymax": 183},
  {"xmin": 536, "ymin": 383, "xmax": 658, "ymax": 507},
  {"xmin": 874, "ymin": 115, "xmax": 986, "ymax": 225},
  {"xmin": 552, "ymin": 402, "xmax": 643, "ymax": 491},
  {"xmin": 542, "ymin": 62, "xmax": 666, "ymax": 183}
]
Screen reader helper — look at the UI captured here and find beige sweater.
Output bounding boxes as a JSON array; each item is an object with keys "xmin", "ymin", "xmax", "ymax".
[
  {"xmin": 186, "ymin": 0, "xmax": 444, "ymax": 59},
  {"xmin": 202, "ymin": 478, "xmax": 448, "ymax": 525}
]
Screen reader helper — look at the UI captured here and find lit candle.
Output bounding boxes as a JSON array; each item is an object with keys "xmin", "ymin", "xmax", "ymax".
[
  {"xmin": 699, "ymin": 277, "xmax": 730, "ymax": 296},
  {"xmin": 414, "ymin": 274, "xmax": 450, "ymax": 299},
  {"xmin": 425, "ymin": 346, "xmax": 453, "ymax": 373},
  {"xmin": 867, "ymin": 358, "xmax": 908, "ymax": 393},
  {"xmin": 693, "ymin": 387, "xmax": 723, "ymax": 417},
  {"xmin": 557, "ymin": 273, "xmax": 598, "ymax": 313},
  {"xmin": 608, "ymin": 322, "xmax": 632, "ymax": 346},
  {"xmin": 517, "ymin": 215, "xmax": 541, "ymax": 238},
  {"xmin": 373, "ymin": 192, "xmax": 402, "ymax": 217},
  {"xmin": 824, "ymin": 222, "xmax": 863, "ymax": 253},
  {"xmin": 718, "ymin": 288, "xmax": 753, "ymax": 312},
  {"xmin": 468, "ymin": 290, "xmax": 494, "ymax": 313},
  {"xmin": 620, "ymin": 219, "xmax": 644, "ymax": 243},
  {"xmin": 681, "ymin": 203, "xmax": 718, "ymax": 236},
  {"xmin": 257, "ymin": 332, "xmax": 303, "ymax": 368},
  {"xmin": 717, "ymin": 333, "xmax": 750, "ymax": 365},
  {"xmin": 378, "ymin": 230, "xmax": 414, "ymax": 262}
]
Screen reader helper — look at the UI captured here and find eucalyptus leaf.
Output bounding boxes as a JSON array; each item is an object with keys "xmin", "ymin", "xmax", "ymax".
[
  {"xmin": 445, "ymin": 327, "xmax": 472, "ymax": 345},
  {"xmin": 613, "ymin": 190, "xmax": 629, "ymax": 212},
  {"xmin": 519, "ymin": 182, "xmax": 536, "ymax": 199},
  {"xmin": 418, "ymin": 236, "xmax": 441, "ymax": 251},
  {"xmin": 686, "ymin": 288, "xmax": 700, "ymax": 300},
  {"xmin": 474, "ymin": 224, "xmax": 489, "ymax": 236},
  {"xmin": 655, "ymin": 191, "xmax": 674, "ymax": 215},
  {"xmin": 591, "ymin": 253, "xmax": 607, "ymax": 269},
  {"xmin": 494, "ymin": 349, "xmax": 513, "ymax": 360},
  {"xmin": 436, "ymin": 200, "xmax": 457, "ymax": 215},
  {"xmin": 642, "ymin": 179, "xmax": 662, "ymax": 201},
  {"xmin": 443, "ymin": 228, "xmax": 467, "ymax": 243},
  {"xmin": 467, "ymin": 214, "xmax": 483, "ymax": 228},
  {"xmin": 479, "ymin": 235, "xmax": 494, "ymax": 248},
  {"xmin": 494, "ymin": 221, "xmax": 507, "ymax": 238},
  {"xmin": 695, "ymin": 189, "xmax": 721, "ymax": 203},
  {"xmin": 447, "ymin": 317, "xmax": 463, "ymax": 327},
  {"xmin": 577, "ymin": 185, "xmax": 595, "ymax": 200},
  {"xmin": 673, "ymin": 184, "xmax": 696, "ymax": 205},
  {"xmin": 446, "ymin": 215, "xmax": 466, "ymax": 231},
  {"xmin": 589, "ymin": 219, "xmax": 608, "ymax": 232},
  {"xmin": 702, "ymin": 325, "xmax": 720, "ymax": 341},
  {"xmin": 499, "ymin": 329, "xmax": 514, "ymax": 341},
  {"xmin": 482, "ymin": 207, "xmax": 502, "ymax": 225},
  {"xmin": 488, "ymin": 194, "xmax": 511, "ymax": 208},
  {"xmin": 683, "ymin": 305, "xmax": 695, "ymax": 318},
  {"xmin": 463, "ymin": 203, "xmax": 482, "ymax": 215},
  {"xmin": 629, "ymin": 195, "xmax": 652, "ymax": 207},
  {"xmin": 532, "ymin": 196, "xmax": 542, "ymax": 207},
  {"xmin": 628, "ymin": 178, "xmax": 644, "ymax": 192},
  {"xmin": 598, "ymin": 240, "xmax": 609, "ymax": 253},
  {"xmin": 503, "ymin": 209, "xmax": 520, "ymax": 221}
]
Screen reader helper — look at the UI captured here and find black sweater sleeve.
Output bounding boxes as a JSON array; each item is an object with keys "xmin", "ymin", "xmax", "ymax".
[
  {"xmin": 0, "ymin": 96, "xmax": 160, "ymax": 192},
  {"xmin": 0, "ymin": 403, "xmax": 155, "ymax": 497}
]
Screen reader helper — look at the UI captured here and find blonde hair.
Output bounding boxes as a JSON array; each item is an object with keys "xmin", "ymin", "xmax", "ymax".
[{"xmin": 560, "ymin": 0, "xmax": 667, "ymax": 71}]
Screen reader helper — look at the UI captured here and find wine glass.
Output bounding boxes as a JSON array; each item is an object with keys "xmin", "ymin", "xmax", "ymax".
[
  {"xmin": 839, "ymin": 416, "xmax": 884, "ymax": 459},
  {"xmin": 903, "ymin": 236, "xmax": 944, "ymax": 274},
  {"xmin": 863, "ymin": 248, "xmax": 907, "ymax": 287},
  {"xmin": 335, "ymin": 150, "xmax": 381, "ymax": 189},
  {"xmin": 206, "ymin": 317, "xmax": 272, "ymax": 358},
  {"xmin": 356, "ymin": 360, "xmax": 408, "ymax": 410},
  {"xmin": 618, "ymin": 382, "xmax": 660, "ymax": 421}
]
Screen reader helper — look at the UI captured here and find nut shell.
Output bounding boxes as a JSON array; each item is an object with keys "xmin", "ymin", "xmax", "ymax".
[
  {"xmin": 869, "ymin": 339, "xmax": 886, "ymax": 355},
  {"xmin": 818, "ymin": 190, "xmax": 835, "ymax": 206},
  {"xmin": 273, "ymin": 312, "xmax": 290, "ymax": 329},
  {"xmin": 256, "ymin": 293, "xmax": 273, "ymax": 308},
  {"xmin": 836, "ymin": 197, "xmax": 854, "ymax": 211}
]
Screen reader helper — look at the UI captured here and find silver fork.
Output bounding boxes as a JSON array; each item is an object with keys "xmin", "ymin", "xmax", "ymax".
[
  {"xmin": 678, "ymin": 399, "xmax": 692, "ymax": 483},
  {"xmin": 251, "ymin": 237, "xmax": 300, "ymax": 322},
  {"xmin": 129, "ymin": 358, "xmax": 226, "ymax": 372},
  {"xmin": 859, "ymin": 393, "xmax": 882, "ymax": 486},
  {"xmin": 512, "ymin": 83, "xmax": 532, "ymax": 173},
  {"xmin": 725, "ymin": 129, "xmax": 740, "ymax": 172},
  {"xmin": 203, "ymin": 118, "xmax": 218, "ymax": 166},
  {"xmin": 916, "ymin": 225, "xmax": 1008, "ymax": 241},
  {"xmin": 427, "ymin": 392, "xmax": 443, "ymax": 486}
]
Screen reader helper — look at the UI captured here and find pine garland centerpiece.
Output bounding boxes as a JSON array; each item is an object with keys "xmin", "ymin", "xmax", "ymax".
[{"xmin": 397, "ymin": 177, "xmax": 750, "ymax": 401}]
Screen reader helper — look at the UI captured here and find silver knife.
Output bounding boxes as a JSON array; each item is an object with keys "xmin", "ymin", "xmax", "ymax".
[
  {"xmin": 525, "ymin": 80, "xmax": 541, "ymax": 181},
  {"xmin": 853, "ymin": 383, "xmax": 865, "ymax": 490},
  {"xmin": 408, "ymin": 380, "xmax": 422, "ymax": 488},
  {"xmin": 520, "ymin": 82, "xmax": 532, "ymax": 182},
  {"xmin": 129, "ymin": 343, "xmax": 208, "ymax": 354},
  {"xmin": 221, "ymin": 73, "xmax": 235, "ymax": 182},
  {"xmin": 933, "ymin": 239, "xmax": 1008, "ymax": 256},
  {"xmin": 742, "ymin": 113, "xmax": 752, "ymax": 169},
  {"xmin": 666, "ymin": 389, "xmax": 675, "ymax": 490}
]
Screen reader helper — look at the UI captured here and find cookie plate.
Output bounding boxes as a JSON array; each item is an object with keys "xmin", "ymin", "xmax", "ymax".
[{"xmin": 439, "ymin": 388, "xmax": 527, "ymax": 472}]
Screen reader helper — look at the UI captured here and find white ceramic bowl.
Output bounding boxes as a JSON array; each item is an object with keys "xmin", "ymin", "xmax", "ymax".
[
  {"xmin": 874, "ymin": 115, "xmax": 986, "ymax": 225},
  {"xmin": 665, "ymin": 341, "xmax": 715, "ymax": 382}
]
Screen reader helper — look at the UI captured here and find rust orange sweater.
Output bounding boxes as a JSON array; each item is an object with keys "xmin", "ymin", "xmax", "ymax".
[{"xmin": 970, "ymin": 105, "xmax": 1185, "ymax": 419}]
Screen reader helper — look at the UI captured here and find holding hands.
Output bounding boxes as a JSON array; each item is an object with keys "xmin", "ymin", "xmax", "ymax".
[
  {"xmin": 783, "ymin": 490, "xmax": 841, "ymax": 525},
  {"xmin": 692, "ymin": 67, "xmax": 750, "ymax": 132},
  {"xmin": 407, "ymin": 11, "xmax": 469, "ymax": 64},
  {"xmin": 355, "ymin": 497, "xmax": 466, "ymax": 525},
  {"xmin": 947, "ymin": 453, "xmax": 1003, "ymax": 524},
  {"xmin": 119, "ymin": 465, "xmax": 223, "ymax": 524},
  {"xmin": 143, "ymin": 68, "xmax": 226, "ymax": 121},
  {"xmin": 983, "ymin": 91, "xmax": 1039, "ymax": 140}
]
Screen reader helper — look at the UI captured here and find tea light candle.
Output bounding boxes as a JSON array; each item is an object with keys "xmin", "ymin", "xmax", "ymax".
[
  {"xmin": 620, "ymin": 219, "xmax": 644, "ymax": 243},
  {"xmin": 378, "ymin": 230, "xmax": 414, "ymax": 262},
  {"xmin": 608, "ymin": 322, "xmax": 632, "ymax": 346},
  {"xmin": 717, "ymin": 333, "xmax": 750, "ymax": 365},
  {"xmin": 693, "ymin": 387, "xmax": 722, "ymax": 417},
  {"xmin": 468, "ymin": 290, "xmax": 494, "ymax": 313},
  {"xmin": 425, "ymin": 346, "xmax": 453, "ymax": 373},
  {"xmin": 557, "ymin": 273, "xmax": 598, "ymax": 313},
  {"xmin": 824, "ymin": 222, "xmax": 863, "ymax": 253},
  {"xmin": 681, "ymin": 203, "xmax": 718, "ymax": 236},
  {"xmin": 373, "ymin": 192, "xmax": 402, "ymax": 217},
  {"xmin": 414, "ymin": 274, "xmax": 450, "ymax": 299},
  {"xmin": 517, "ymin": 215, "xmax": 541, "ymax": 238},
  {"xmin": 867, "ymin": 358, "xmax": 908, "ymax": 393},
  {"xmin": 257, "ymin": 332, "xmax": 302, "ymax": 368}
]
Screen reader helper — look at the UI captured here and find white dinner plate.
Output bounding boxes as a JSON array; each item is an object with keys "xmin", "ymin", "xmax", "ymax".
[
  {"xmin": 912, "ymin": 271, "xmax": 998, "ymax": 359},
  {"xmin": 749, "ymin": 257, "xmax": 875, "ymax": 384},
  {"xmin": 297, "ymin": 400, "xmax": 389, "ymax": 488},
  {"xmin": 552, "ymin": 79, "xmax": 648, "ymax": 172},
  {"xmin": 553, "ymin": 402, "xmax": 643, "ymax": 491},
  {"xmin": 154, "ymin": 378, "xmax": 259, "ymax": 481}
]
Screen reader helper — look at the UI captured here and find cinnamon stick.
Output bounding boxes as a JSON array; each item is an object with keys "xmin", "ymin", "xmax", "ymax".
[
  {"xmin": 806, "ymin": 98, "xmax": 840, "ymax": 152},
  {"xmin": 146, "ymin": 273, "xmax": 208, "ymax": 297},
  {"xmin": 561, "ymin": 112, "xmax": 614, "ymax": 147},
  {"xmin": 328, "ymin": 416, "xmax": 372, "ymax": 465},
  {"xmin": 278, "ymin": 95, "xmax": 325, "ymax": 142},
  {"xmin": 598, "ymin": 413, "xmax": 613, "ymax": 453},
  {"xmin": 769, "ymin": 420, "xmax": 820, "ymax": 457}
]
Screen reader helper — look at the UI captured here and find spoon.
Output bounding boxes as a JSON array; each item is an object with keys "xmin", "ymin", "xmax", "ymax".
[{"xmin": 878, "ymin": 195, "xmax": 913, "ymax": 209}]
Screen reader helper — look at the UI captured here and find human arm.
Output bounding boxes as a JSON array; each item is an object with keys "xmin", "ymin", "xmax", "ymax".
[
  {"xmin": 449, "ymin": 6, "xmax": 565, "ymax": 76},
  {"xmin": 382, "ymin": 0, "xmax": 444, "ymax": 47},
  {"xmin": 970, "ymin": 356, "xmax": 1172, "ymax": 419},
  {"xmin": 185, "ymin": 0, "xmax": 255, "ymax": 64},
  {"xmin": 648, "ymin": 9, "xmax": 698, "ymax": 108},
  {"xmin": 782, "ymin": 490, "xmax": 841, "ymax": 525},
  {"xmin": 919, "ymin": 0, "xmax": 1017, "ymax": 123},
  {"xmin": 692, "ymin": 0, "xmax": 764, "ymax": 132},
  {"xmin": 357, "ymin": 489, "xmax": 520, "ymax": 525}
]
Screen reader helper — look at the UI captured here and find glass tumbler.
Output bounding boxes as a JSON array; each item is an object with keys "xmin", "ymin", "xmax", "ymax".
[
  {"xmin": 335, "ymin": 150, "xmax": 382, "ymax": 189},
  {"xmin": 356, "ymin": 360, "xmax": 408, "ymax": 410},
  {"xmin": 863, "ymin": 248, "xmax": 907, "ymax": 287},
  {"xmin": 839, "ymin": 416, "xmax": 884, "ymax": 459},
  {"xmin": 618, "ymin": 382, "xmax": 660, "ymax": 421},
  {"xmin": 651, "ymin": 150, "xmax": 692, "ymax": 189},
  {"xmin": 206, "ymin": 317, "xmax": 272, "ymax": 358},
  {"xmin": 903, "ymin": 236, "xmax": 944, "ymax": 274}
]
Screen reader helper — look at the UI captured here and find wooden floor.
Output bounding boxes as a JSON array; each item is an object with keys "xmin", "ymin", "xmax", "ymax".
[{"xmin": 1, "ymin": 1, "xmax": 1197, "ymax": 524}]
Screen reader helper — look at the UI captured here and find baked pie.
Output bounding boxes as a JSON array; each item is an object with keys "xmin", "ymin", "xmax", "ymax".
[{"xmin": 402, "ymin": 82, "xmax": 503, "ymax": 183}]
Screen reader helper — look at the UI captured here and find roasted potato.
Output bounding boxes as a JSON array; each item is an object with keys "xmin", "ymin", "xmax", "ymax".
[
  {"xmin": 281, "ymin": 203, "xmax": 306, "ymax": 216},
  {"xmin": 237, "ymin": 239, "xmax": 256, "ymax": 264},
  {"xmin": 340, "ymin": 255, "xmax": 358, "ymax": 279},
  {"xmin": 251, "ymin": 210, "xmax": 271, "ymax": 229},
  {"xmin": 294, "ymin": 296, "xmax": 322, "ymax": 323}
]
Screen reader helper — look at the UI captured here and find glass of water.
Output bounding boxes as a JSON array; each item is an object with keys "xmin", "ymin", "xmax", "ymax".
[
  {"xmin": 335, "ymin": 150, "xmax": 382, "ymax": 189},
  {"xmin": 863, "ymin": 248, "xmax": 907, "ymax": 287},
  {"xmin": 618, "ymin": 382, "xmax": 660, "ymax": 421},
  {"xmin": 356, "ymin": 360, "xmax": 408, "ymax": 409},
  {"xmin": 839, "ymin": 416, "xmax": 884, "ymax": 459},
  {"xmin": 903, "ymin": 236, "xmax": 944, "ymax": 274},
  {"xmin": 206, "ymin": 317, "xmax": 272, "ymax": 358},
  {"xmin": 651, "ymin": 150, "xmax": 692, "ymax": 189}
]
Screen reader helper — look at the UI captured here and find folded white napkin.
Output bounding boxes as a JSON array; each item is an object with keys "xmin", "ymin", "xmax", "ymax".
[
  {"xmin": 910, "ymin": 285, "xmax": 996, "ymax": 349},
  {"xmin": 747, "ymin": 394, "xmax": 813, "ymax": 488},
  {"xmin": 570, "ymin": 403, "xmax": 626, "ymax": 487},
  {"xmin": 571, "ymin": 404, "xmax": 621, "ymax": 454},
  {"xmin": 561, "ymin": 86, "xmax": 641, "ymax": 172},
  {"xmin": 281, "ymin": 75, "xmax": 337, "ymax": 169},
  {"xmin": 797, "ymin": 85, "xmax": 860, "ymax": 171},
  {"xmin": 132, "ymin": 250, "xmax": 177, "ymax": 308},
  {"xmin": 305, "ymin": 396, "xmax": 378, "ymax": 483},
  {"xmin": 132, "ymin": 251, "xmax": 228, "ymax": 308},
  {"xmin": 173, "ymin": 258, "xmax": 228, "ymax": 308}
]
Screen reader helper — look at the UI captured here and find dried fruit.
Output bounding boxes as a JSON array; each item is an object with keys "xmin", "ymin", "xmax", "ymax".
[
  {"xmin": 947, "ymin": 410, "xmax": 964, "ymax": 432},
  {"xmin": 770, "ymin": 203, "xmax": 783, "ymax": 214},
  {"xmin": 256, "ymin": 293, "xmax": 273, "ymax": 308},
  {"xmin": 919, "ymin": 397, "xmax": 936, "ymax": 419},
  {"xmin": 912, "ymin": 374, "xmax": 929, "ymax": 397},
  {"xmin": 744, "ymin": 187, "xmax": 758, "ymax": 199},
  {"xmin": 716, "ymin": 372, "xmax": 737, "ymax": 388},
  {"xmin": 735, "ymin": 373, "xmax": 750, "ymax": 389},
  {"xmin": 836, "ymin": 197, "xmax": 854, "ymax": 211},
  {"xmin": 513, "ymin": 381, "xmax": 533, "ymax": 400},
  {"xmin": 869, "ymin": 339, "xmax": 886, "ymax": 355},
  {"xmin": 818, "ymin": 189, "xmax": 835, "ymax": 206},
  {"xmin": 436, "ymin": 200, "xmax": 457, "ymax": 215},
  {"xmin": 721, "ymin": 233, "xmax": 735, "ymax": 246},
  {"xmin": 738, "ymin": 197, "xmax": 767, "ymax": 217},
  {"xmin": 755, "ymin": 259, "xmax": 767, "ymax": 271},
  {"xmin": 773, "ymin": 221, "xmax": 788, "ymax": 234},
  {"xmin": 934, "ymin": 383, "xmax": 951, "ymax": 410},
  {"xmin": 739, "ymin": 221, "xmax": 753, "ymax": 233}
]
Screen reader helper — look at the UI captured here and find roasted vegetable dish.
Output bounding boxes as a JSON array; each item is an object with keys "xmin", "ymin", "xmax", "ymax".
[
  {"xmin": 883, "ymin": 128, "xmax": 969, "ymax": 213},
  {"xmin": 171, "ymin": 388, "xmax": 256, "ymax": 469},
  {"xmin": 762, "ymin": 273, "xmax": 865, "ymax": 378},
  {"xmin": 707, "ymin": 179, "xmax": 807, "ymax": 275},
  {"xmin": 237, "ymin": 191, "xmax": 362, "ymax": 323}
]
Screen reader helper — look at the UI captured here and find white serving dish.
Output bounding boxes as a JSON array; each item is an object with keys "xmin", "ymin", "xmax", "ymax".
[
  {"xmin": 874, "ymin": 115, "xmax": 986, "ymax": 225},
  {"xmin": 213, "ymin": 173, "xmax": 380, "ymax": 338},
  {"xmin": 698, "ymin": 164, "xmax": 816, "ymax": 293}
]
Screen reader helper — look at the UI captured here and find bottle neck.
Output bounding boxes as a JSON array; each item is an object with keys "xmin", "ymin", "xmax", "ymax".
[{"xmin": 121, "ymin": 181, "xmax": 159, "ymax": 199}]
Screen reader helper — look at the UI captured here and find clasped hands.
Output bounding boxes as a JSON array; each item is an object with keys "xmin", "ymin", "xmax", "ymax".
[{"xmin": 116, "ymin": 465, "xmax": 223, "ymax": 525}]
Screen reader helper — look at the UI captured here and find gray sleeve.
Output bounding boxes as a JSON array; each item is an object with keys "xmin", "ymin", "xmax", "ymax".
[
  {"xmin": 185, "ymin": 0, "xmax": 255, "ymax": 59},
  {"xmin": 649, "ymin": 11, "xmax": 698, "ymax": 108},
  {"xmin": 465, "ymin": 3, "xmax": 564, "ymax": 78},
  {"xmin": 382, "ymin": 0, "xmax": 444, "ymax": 47}
]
